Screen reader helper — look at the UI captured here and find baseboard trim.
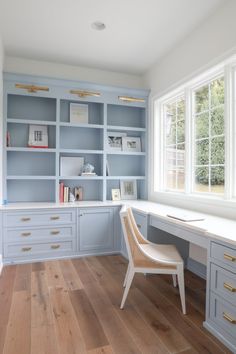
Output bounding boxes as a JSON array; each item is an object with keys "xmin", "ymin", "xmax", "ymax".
[
  {"xmin": 0, "ymin": 254, "xmax": 3, "ymax": 275},
  {"xmin": 186, "ymin": 257, "xmax": 206, "ymax": 279}
]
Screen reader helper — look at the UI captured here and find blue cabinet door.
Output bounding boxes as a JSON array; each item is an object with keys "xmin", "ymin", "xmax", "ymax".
[{"xmin": 79, "ymin": 208, "xmax": 114, "ymax": 252}]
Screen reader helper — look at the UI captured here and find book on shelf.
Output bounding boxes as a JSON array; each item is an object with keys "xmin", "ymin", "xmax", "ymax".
[
  {"xmin": 59, "ymin": 183, "xmax": 83, "ymax": 202},
  {"xmin": 59, "ymin": 182, "xmax": 64, "ymax": 203},
  {"xmin": 81, "ymin": 172, "xmax": 97, "ymax": 176}
]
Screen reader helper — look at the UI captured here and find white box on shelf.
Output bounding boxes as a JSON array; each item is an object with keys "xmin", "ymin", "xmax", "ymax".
[{"xmin": 60, "ymin": 157, "xmax": 84, "ymax": 176}]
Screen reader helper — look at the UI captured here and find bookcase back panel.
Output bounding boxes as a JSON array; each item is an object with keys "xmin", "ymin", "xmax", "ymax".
[
  {"xmin": 7, "ymin": 123, "xmax": 56, "ymax": 148},
  {"xmin": 7, "ymin": 152, "xmax": 56, "ymax": 176},
  {"xmin": 60, "ymin": 100, "xmax": 104, "ymax": 125},
  {"xmin": 60, "ymin": 180, "xmax": 103, "ymax": 201},
  {"xmin": 7, "ymin": 95, "xmax": 56, "ymax": 121},
  {"xmin": 107, "ymin": 105, "xmax": 145, "ymax": 128},
  {"xmin": 59, "ymin": 153, "xmax": 103, "ymax": 176},
  {"xmin": 60, "ymin": 127, "xmax": 103, "ymax": 150},
  {"xmin": 7, "ymin": 180, "xmax": 55, "ymax": 202},
  {"xmin": 107, "ymin": 155, "xmax": 145, "ymax": 176},
  {"xmin": 106, "ymin": 179, "xmax": 145, "ymax": 200}
]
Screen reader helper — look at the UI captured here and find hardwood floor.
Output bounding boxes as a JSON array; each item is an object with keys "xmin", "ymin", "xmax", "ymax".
[{"xmin": 0, "ymin": 255, "xmax": 232, "ymax": 354}]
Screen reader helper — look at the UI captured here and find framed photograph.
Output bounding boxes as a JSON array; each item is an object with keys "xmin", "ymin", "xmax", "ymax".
[
  {"xmin": 70, "ymin": 103, "xmax": 88, "ymax": 124},
  {"xmin": 28, "ymin": 124, "xmax": 48, "ymax": 148},
  {"xmin": 120, "ymin": 179, "xmax": 137, "ymax": 200},
  {"xmin": 122, "ymin": 137, "xmax": 141, "ymax": 152},
  {"xmin": 60, "ymin": 157, "xmax": 84, "ymax": 176},
  {"xmin": 107, "ymin": 132, "xmax": 127, "ymax": 151},
  {"xmin": 111, "ymin": 189, "xmax": 121, "ymax": 201}
]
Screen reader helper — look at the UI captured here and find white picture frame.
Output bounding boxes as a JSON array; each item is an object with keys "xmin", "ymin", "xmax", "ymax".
[
  {"xmin": 107, "ymin": 132, "xmax": 127, "ymax": 151},
  {"xmin": 120, "ymin": 179, "xmax": 137, "ymax": 200},
  {"xmin": 60, "ymin": 157, "xmax": 84, "ymax": 176},
  {"xmin": 28, "ymin": 124, "xmax": 48, "ymax": 148},
  {"xmin": 70, "ymin": 103, "xmax": 88, "ymax": 124},
  {"xmin": 111, "ymin": 189, "xmax": 121, "ymax": 201},
  {"xmin": 122, "ymin": 136, "xmax": 141, "ymax": 152}
]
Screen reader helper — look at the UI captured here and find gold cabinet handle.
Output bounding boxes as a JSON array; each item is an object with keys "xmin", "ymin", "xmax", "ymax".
[
  {"xmin": 223, "ymin": 312, "xmax": 236, "ymax": 324},
  {"xmin": 51, "ymin": 244, "xmax": 60, "ymax": 249},
  {"xmin": 21, "ymin": 217, "xmax": 31, "ymax": 222},
  {"xmin": 224, "ymin": 253, "xmax": 236, "ymax": 262},
  {"xmin": 50, "ymin": 216, "xmax": 60, "ymax": 220},
  {"xmin": 21, "ymin": 232, "xmax": 31, "ymax": 237},
  {"xmin": 224, "ymin": 282, "xmax": 236, "ymax": 292},
  {"xmin": 137, "ymin": 224, "xmax": 141, "ymax": 229},
  {"xmin": 15, "ymin": 83, "xmax": 49, "ymax": 93},
  {"xmin": 51, "ymin": 230, "xmax": 60, "ymax": 235},
  {"xmin": 22, "ymin": 247, "xmax": 32, "ymax": 252}
]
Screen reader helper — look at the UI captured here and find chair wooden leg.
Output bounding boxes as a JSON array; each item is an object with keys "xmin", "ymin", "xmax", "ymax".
[
  {"xmin": 123, "ymin": 263, "xmax": 130, "ymax": 288},
  {"xmin": 177, "ymin": 264, "xmax": 186, "ymax": 315},
  {"xmin": 120, "ymin": 269, "xmax": 134, "ymax": 309},
  {"xmin": 172, "ymin": 274, "xmax": 177, "ymax": 287}
]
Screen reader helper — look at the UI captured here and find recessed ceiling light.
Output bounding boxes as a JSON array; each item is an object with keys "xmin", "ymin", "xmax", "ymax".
[{"xmin": 91, "ymin": 21, "xmax": 106, "ymax": 31}]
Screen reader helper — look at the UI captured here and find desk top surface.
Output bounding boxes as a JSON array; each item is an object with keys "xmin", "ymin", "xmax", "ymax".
[{"xmin": 1, "ymin": 200, "xmax": 236, "ymax": 246}]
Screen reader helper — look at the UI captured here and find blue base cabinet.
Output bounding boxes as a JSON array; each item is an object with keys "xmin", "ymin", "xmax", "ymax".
[{"xmin": 204, "ymin": 240, "xmax": 236, "ymax": 353}]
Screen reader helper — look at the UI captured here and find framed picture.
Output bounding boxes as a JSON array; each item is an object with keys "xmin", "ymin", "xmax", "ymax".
[
  {"xmin": 28, "ymin": 125, "xmax": 48, "ymax": 148},
  {"xmin": 120, "ymin": 179, "xmax": 137, "ymax": 200},
  {"xmin": 111, "ymin": 189, "xmax": 121, "ymax": 201},
  {"xmin": 107, "ymin": 132, "xmax": 127, "ymax": 151},
  {"xmin": 70, "ymin": 103, "xmax": 88, "ymax": 124},
  {"xmin": 122, "ymin": 137, "xmax": 141, "ymax": 152},
  {"xmin": 60, "ymin": 157, "xmax": 84, "ymax": 176}
]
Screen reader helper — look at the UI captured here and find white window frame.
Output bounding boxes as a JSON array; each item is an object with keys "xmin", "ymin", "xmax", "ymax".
[{"xmin": 150, "ymin": 57, "xmax": 236, "ymax": 213}]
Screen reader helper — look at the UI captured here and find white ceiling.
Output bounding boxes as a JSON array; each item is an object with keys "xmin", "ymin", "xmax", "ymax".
[{"xmin": 0, "ymin": 0, "xmax": 227, "ymax": 75}]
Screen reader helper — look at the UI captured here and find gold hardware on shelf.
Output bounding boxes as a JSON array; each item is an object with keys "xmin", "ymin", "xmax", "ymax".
[
  {"xmin": 51, "ymin": 230, "xmax": 60, "ymax": 235},
  {"xmin": 21, "ymin": 217, "xmax": 31, "ymax": 222},
  {"xmin": 137, "ymin": 224, "xmax": 141, "ymax": 229},
  {"xmin": 118, "ymin": 96, "xmax": 145, "ymax": 103},
  {"xmin": 224, "ymin": 282, "xmax": 236, "ymax": 292},
  {"xmin": 69, "ymin": 89, "xmax": 101, "ymax": 98},
  {"xmin": 50, "ymin": 216, "xmax": 60, "ymax": 220},
  {"xmin": 51, "ymin": 244, "xmax": 60, "ymax": 249},
  {"xmin": 223, "ymin": 312, "xmax": 236, "ymax": 324},
  {"xmin": 22, "ymin": 247, "xmax": 32, "ymax": 252},
  {"xmin": 224, "ymin": 253, "xmax": 236, "ymax": 262},
  {"xmin": 21, "ymin": 232, "xmax": 31, "ymax": 237},
  {"xmin": 15, "ymin": 83, "xmax": 49, "ymax": 93}
]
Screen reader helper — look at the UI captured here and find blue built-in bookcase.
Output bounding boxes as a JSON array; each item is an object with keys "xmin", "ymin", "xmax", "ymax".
[{"xmin": 3, "ymin": 73, "xmax": 149, "ymax": 203}]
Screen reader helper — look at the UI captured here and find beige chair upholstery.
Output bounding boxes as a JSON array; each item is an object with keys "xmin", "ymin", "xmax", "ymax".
[{"xmin": 120, "ymin": 206, "xmax": 186, "ymax": 314}]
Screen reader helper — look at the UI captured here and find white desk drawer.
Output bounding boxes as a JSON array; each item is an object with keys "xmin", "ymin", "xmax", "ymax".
[
  {"xmin": 5, "ymin": 240, "xmax": 75, "ymax": 258},
  {"xmin": 211, "ymin": 263, "xmax": 236, "ymax": 306},
  {"xmin": 4, "ymin": 209, "xmax": 76, "ymax": 227},
  {"xmin": 4, "ymin": 225, "xmax": 75, "ymax": 243},
  {"xmin": 211, "ymin": 242, "xmax": 236, "ymax": 271},
  {"xmin": 210, "ymin": 292, "xmax": 236, "ymax": 345}
]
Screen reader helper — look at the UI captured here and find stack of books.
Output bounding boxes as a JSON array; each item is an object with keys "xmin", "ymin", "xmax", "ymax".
[
  {"xmin": 59, "ymin": 183, "xmax": 83, "ymax": 202},
  {"xmin": 81, "ymin": 172, "xmax": 97, "ymax": 177}
]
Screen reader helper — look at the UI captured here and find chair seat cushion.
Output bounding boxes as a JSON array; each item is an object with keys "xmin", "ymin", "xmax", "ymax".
[{"xmin": 140, "ymin": 243, "xmax": 183, "ymax": 264}]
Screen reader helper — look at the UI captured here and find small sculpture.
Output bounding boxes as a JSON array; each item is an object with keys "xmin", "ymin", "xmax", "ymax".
[
  {"xmin": 82, "ymin": 163, "xmax": 95, "ymax": 174},
  {"xmin": 69, "ymin": 192, "xmax": 76, "ymax": 202}
]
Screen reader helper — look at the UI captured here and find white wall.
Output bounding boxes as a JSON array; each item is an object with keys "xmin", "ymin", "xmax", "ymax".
[
  {"xmin": 4, "ymin": 56, "xmax": 145, "ymax": 89},
  {"xmin": 144, "ymin": 0, "xmax": 236, "ymax": 266}
]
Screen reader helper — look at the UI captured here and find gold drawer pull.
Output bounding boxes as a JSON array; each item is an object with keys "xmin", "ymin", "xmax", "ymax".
[
  {"xmin": 137, "ymin": 224, "xmax": 141, "ymax": 229},
  {"xmin": 15, "ymin": 83, "xmax": 49, "ymax": 93},
  {"xmin": 22, "ymin": 247, "xmax": 32, "ymax": 252},
  {"xmin": 21, "ymin": 217, "xmax": 31, "ymax": 222},
  {"xmin": 21, "ymin": 232, "xmax": 31, "ymax": 237},
  {"xmin": 223, "ymin": 312, "xmax": 236, "ymax": 324},
  {"xmin": 224, "ymin": 282, "xmax": 236, "ymax": 292},
  {"xmin": 224, "ymin": 253, "xmax": 236, "ymax": 262},
  {"xmin": 51, "ymin": 244, "xmax": 60, "ymax": 249},
  {"xmin": 51, "ymin": 230, "xmax": 60, "ymax": 235},
  {"xmin": 50, "ymin": 216, "xmax": 60, "ymax": 220}
]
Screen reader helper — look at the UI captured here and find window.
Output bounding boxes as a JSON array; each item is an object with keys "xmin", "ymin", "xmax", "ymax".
[
  {"xmin": 164, "ymin": 97, "xmax": 185, "ymax": 191},
  {"xmin": 153, "ymin": 57, "xmax": 236, "ymax": 203}
]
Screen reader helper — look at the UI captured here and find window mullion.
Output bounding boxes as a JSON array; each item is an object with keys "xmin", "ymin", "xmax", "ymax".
[{"xmin": 185, "ymin": 87, "xmax": 192, "ymax": 194}]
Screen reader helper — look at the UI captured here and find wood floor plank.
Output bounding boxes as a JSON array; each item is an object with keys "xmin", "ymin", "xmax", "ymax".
[
  {"xmin": 31, "ymin": 324, "xmax": 59, "ymax": 354},
  {"xmin": 60, "ymin": 259, "xmax": 84, "ymax": 291},
  {"xmin": 0, "ymin": 265, "xmax": 16, "ymax": 328},
  {"xmin": 72, "ymin": 258, "xmax": 97, "ymax": 285},
  {"xmin": 3, "ymin": 290, "xmax": 31, "ymax": 354},
  {"xmin": 45, "ymin": 260, "xmax": 67, "ymax": 290},
  {"xmin": 13, "ymin": 263, "xmax": 32, "ymax": 292},
  {"xmin": 69, "ymin": 289, "xmax": 109, "ymax": 351},
  {"xmin": 31, "ymin": 270, "xmax": 54, "ymax": 328},
  {"xmin": 49, "ymin": 287, "xmax": 87, "ymax": 354},
  {"xmin": 32, "ymin": 262, "xmax": 45, "ymax": 272},
  {"xmin": 87, "ymin": 346, "xmax": 115, "ymax": 354}
]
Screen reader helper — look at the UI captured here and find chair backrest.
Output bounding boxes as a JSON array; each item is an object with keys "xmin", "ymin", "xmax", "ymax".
[
  {"xmin": 120, "ymin": 206, "xmax": 147, "ymax": 266},
  {"xmin": 127, "ymin": 208, "xmax": 148, "ymax": 245}
]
